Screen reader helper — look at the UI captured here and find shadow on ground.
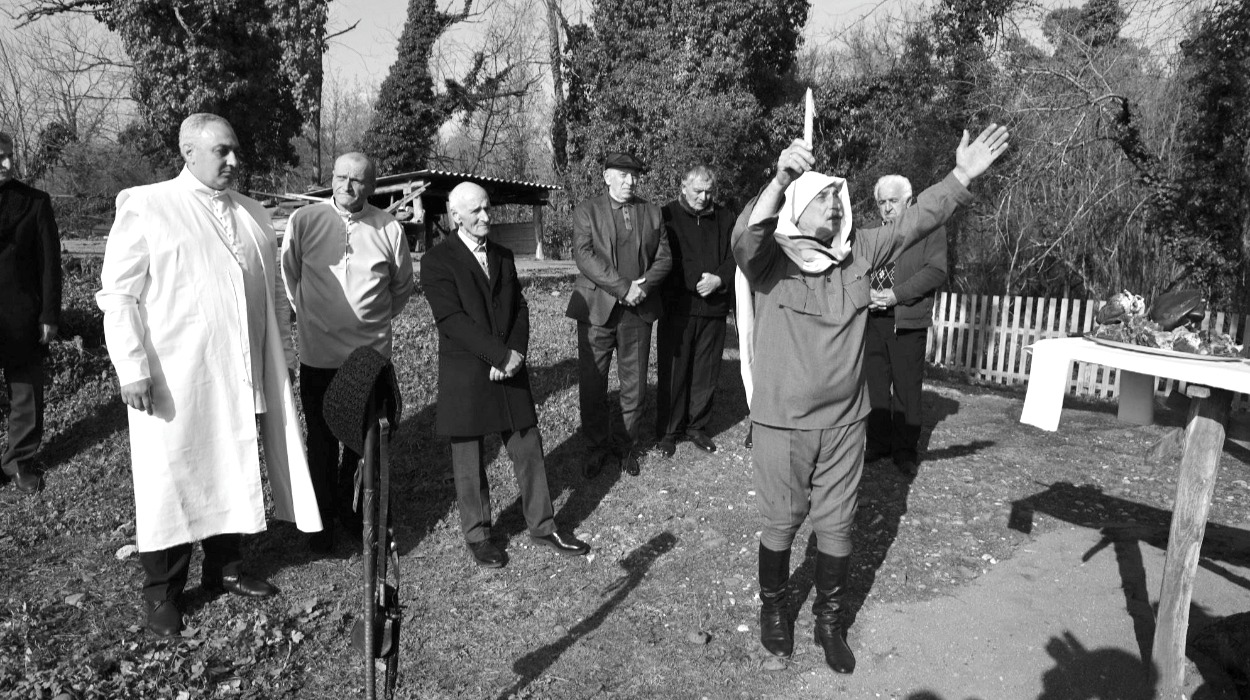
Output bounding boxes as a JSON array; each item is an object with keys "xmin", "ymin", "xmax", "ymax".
[
  {"xmin": 495, "ymin": 531, "xmax": 678, "ymax": 700},
  {"xmin": 1011, "ymin": 480, "xmax": 1250, "ymax": 698}
]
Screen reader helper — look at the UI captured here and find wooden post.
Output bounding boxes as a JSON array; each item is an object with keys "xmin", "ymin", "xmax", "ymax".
[
  {"xmin": 1151, "ymin": 384, "xmax": 1230, "ymax": 698},
  {"xmin": 532, "ymin": 204, "xmax": 545, "ymax": 260}
]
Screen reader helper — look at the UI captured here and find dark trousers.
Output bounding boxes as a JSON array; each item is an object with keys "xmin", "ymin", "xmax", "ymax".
[
  {"xmin": 576, "ymin": 306, "xmax": 653, "ymax": 454},
  {"xmin": 1, "ymin": 357, "xmax": 45, "ymax": 478},
  {"xmin": 139, "ymin": 533, "xmax": 242, "ymax": 603},
  {"xmin": 299, "ymin": 364, "xmax": 361, "ymax": 529},
  {"xmin": 864, "ymin": 315, "xmax": 928, "ymax": 462},
  {"xmin": 450, "ymin": 426, "xmax": 555, "ymax": 543},
  {"xmin": 655, "ymin": 313, "xmax": 727, "ymax": 439}
]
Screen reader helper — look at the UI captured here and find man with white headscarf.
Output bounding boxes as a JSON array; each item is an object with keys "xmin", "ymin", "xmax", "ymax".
[{"xmin": 733, "ymin": 125, "xmax": 1009, "ymax": 673}]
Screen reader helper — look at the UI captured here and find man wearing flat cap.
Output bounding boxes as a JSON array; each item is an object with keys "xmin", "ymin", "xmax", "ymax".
[{"xmin": 566, "ymin": 152, "xmax": 671, "ymax": 479}]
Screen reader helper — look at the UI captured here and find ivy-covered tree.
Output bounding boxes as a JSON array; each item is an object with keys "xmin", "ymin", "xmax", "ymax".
[
  {"xmin": 362, "ymin": 0, "xmax": 513, "ymax": 174},
  {"xmin": 21, "ymin": 0, "xmax": 329, "ymax": 186},
  {"xmin": 561, "ymin": 0, "xmax": 809, "ymax": 206}
]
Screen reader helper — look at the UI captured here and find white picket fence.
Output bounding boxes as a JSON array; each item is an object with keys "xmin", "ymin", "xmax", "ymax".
[{"xmin": 927, "ymin": 292, "xmax": 1250, "ymax": 411}]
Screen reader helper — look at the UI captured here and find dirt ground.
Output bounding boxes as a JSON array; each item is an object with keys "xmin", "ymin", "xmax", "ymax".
[{"xmin": 2, "ymin": 270, "xmax": 1249, "ymax": 699}]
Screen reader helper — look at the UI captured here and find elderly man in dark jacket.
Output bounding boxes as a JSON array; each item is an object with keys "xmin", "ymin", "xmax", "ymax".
[
  {"xmin": 565, "ymin": 152, "xmax": 672, "ymax": 478},
  {"xmin": 0, "ymin": 131, "xmax": 61, "ymax": 498},
  {"xmin": 654, "ymin": 165, "xmax": 736, "ymax": 457},
  {"xmin": 864, "ymin": 175, "xmax": 947, "ymax": 479},
  {"xmin": 422, "ymin": 182, "xmax": 589, "ymax": 568}
]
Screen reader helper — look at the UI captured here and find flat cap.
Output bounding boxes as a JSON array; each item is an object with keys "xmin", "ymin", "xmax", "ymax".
[{"xmin": 603, "ymin": 152, "xmax": 648, "ymax": 173}]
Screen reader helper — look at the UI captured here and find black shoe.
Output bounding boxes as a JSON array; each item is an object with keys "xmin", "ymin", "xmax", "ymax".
[
  {"xmin": 12, "ymin": 465, "xmax": 43, "ymax": 495},
  {"xmin": 621, "ymin": 451, "xmax": 640, "ymax": 477},
  {"xmin": 655, "ymin": 437, "xmax": 677, "ymax": 458},
  {"xmin": 863, "ymin": 449, "xmax": 889, "ymax": 463},
  {"xmin": 309, "ymin": 528, "xmax": 334, "ymax": 555},
  {"xmin": 583, "ymin": 450, "xmax": 611, "ymax": 480},
  {"xmin": 530, "ymin": 531, "xmax": 590, "ymax": 556},
  {"xmin": 743, "ymin": 425, "xmax": 753, "ymax": 449},
  {"xmin": 145, "ymin": 599, "xmax": 182, "ymax": 637},
  {"xmin": 202, "ymin": 573, "xmax": 279, "ymax": 598},
  {"xmin": 895, "ymin": 458, "xmax": 919, "ymax": 479},
  {"xmin": 687, "ymin": 431, "xmax": 717, "ymax": 453},
  {"xmin": 467, "ymin": 539, "xmax": 507, "ymax": 568}
]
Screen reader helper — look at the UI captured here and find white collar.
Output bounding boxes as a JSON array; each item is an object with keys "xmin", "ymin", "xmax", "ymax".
[
  {"xmin": 457, "ymin": 228, "xmax": 486, "ymax": 252},
  {"xmin": 176, "ymin": 167, "xmax": 232, "ymax": 200},
  {"xmin": 330, "ymin": 198, "xmax": 368, "ymax": 222}
]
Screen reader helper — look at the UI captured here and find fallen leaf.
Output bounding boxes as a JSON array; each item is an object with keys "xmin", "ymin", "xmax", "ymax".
[
  {"xmin": 64, "ymin": 593, "xmax": 85, "ymax": 606},
  {"xmin": 761, "ymin": 657, "xmax": 787, "ymax": 672}
]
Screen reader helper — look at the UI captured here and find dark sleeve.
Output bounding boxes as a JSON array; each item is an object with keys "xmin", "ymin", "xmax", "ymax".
[
  {"xmin": 714, "ymin": 211, "xmax": 737, "ymax": 283},
  {"xmin": 36, "ymin": 193, "xmax": 62, "ymax": 326},
  {"xmin": 893, "ymin": 227, "xmax": 948, "ymax": 305},
  {"xmin": 641, "ymin": 204, "xmax": 672, "ymax": 292},
  {"xmin": 662, "ymin": 206, "xmax": 696, "ymax": 292},
  {"xmin": 420, "ymin": 251, "xmax": 511, "ymax": 369},
  {"xmin": 571, "ymin": 201, "xmax": 629, "ymax": 299},
  {"xmin": 504, "ymin": 257, "xmax": 530, "ymax": 355}
]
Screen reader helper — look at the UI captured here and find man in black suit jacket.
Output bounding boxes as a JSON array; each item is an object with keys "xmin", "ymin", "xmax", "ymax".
[
  {"xmin": 655, "ymin": 165, "xmax": 737, "ymax": 458},
  {"xmin": 564, "ymin": 152, "xmax": 672, "ymax": 478},
  {"xmin": 0, "ymin": 131, "xmax": 61, "ymax": 498},
  {"xmin": 422, "ymin": 182, "xmax": 589, "ymax": 568}
]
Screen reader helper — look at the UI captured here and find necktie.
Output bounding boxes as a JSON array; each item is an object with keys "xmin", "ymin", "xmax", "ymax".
[
  {"xmin": 621, "ymin": 204, "xmax": 632, "ymax": 231},
  {"xmin": 474, "ymin": 240, "xmax": 489, "ymax": 279}
]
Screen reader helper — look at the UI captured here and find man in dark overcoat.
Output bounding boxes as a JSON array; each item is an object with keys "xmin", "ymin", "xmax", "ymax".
[
  {"xmin": 565, "ymin": 152, "xmax": 671, "ymax": 478},
  {"xmin": 422, "ymin": 182, "xmax": 589, "ymax": 568},
  {"xmin": 0, "ymin": 131, "xmax": 61, "ymax": 498}
]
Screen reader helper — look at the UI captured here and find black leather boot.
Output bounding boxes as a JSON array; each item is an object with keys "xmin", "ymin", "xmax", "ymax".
[
  {"xmin": 758, "ymin": 543, "xmax": 793, "ymax": 657},
  {"xmin": 812, "ymin": 551, "xmax": 856, "ymax": 673}
]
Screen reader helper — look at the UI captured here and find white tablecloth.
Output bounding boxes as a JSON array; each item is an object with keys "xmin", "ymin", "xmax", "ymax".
[{"xmin": 1020, "ymin": 337, "xmax": 1250, "ymax": 431}]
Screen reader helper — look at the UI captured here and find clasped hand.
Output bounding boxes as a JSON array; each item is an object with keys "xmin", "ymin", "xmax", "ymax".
[
  {"xmin": 490, "ymin": 350, "xmax": 525, "ymax": 382},
  {"xmin": 622, "ymin": 278, "xmax": 646, "ymax": 306}
]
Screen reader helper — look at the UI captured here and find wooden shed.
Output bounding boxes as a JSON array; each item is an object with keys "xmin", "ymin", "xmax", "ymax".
[{"xmin": 289, "ymin": 169, "xmax": 561, "ymax": 259}]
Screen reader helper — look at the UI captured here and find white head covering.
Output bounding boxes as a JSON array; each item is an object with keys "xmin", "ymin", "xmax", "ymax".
[{"xmin": 773, "ymin": 171, "xmax": 854, "ymax": 274}]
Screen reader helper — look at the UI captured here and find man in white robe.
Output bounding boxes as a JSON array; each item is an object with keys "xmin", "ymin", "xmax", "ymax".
[{"xmin": 97, "ymin": 113, "xmax": 321, "ymax": 637}]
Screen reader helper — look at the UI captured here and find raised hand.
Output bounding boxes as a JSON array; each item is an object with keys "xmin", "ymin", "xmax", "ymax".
[
  {"xmin": 773, "ymin": 139, "xmax": 816, "ymax": 190},
  {"xmin": 953, "ymin": 124, "xmax": 1010, "ymax": 185}
]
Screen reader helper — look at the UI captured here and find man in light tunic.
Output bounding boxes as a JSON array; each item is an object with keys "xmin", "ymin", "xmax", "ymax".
[
  {"xmin": 281, "ymin": 152, "xmax": 414, "ymax": 553},
  {"xmin": 734, "ymin": 125, "xmax": 1008, "ymax": 673},
  {"xmin": 98, "ymin": 113, "xmax": 321, "ymax": 637}
]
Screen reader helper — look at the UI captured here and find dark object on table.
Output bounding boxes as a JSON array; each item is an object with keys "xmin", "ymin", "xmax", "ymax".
[
  {"xmin": 1094, "ymin": 290, "xmax": 1145, "ymax": 325},
  {"xmin": 1149, "ymin": 290, "xmax": 1207, "ymax": 332}
]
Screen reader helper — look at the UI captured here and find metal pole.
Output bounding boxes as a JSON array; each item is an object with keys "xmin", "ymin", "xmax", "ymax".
[{"xmin": 362, "ymin": 421, "xmax": 379, "ymax": 700}]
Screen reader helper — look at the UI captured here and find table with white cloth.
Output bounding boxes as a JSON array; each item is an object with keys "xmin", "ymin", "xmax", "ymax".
[{"xmin": 1021, "ymin": 336, "xmax": 1250, "ymax": 698}]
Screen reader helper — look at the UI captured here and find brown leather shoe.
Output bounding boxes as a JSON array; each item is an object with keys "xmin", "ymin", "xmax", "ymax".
[
  {"xmin": 145, "ymin": 599, "xmax": 182, "ymax": 637},
  {"xmin": 202, "ymin": 573, "xmax": 279, "ymax": 598}
]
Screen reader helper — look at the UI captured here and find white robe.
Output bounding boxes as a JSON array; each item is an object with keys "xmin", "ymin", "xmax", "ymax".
[{"xmin": 97, "ymin": 169, "xmax": 322, "ymax": 552}]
